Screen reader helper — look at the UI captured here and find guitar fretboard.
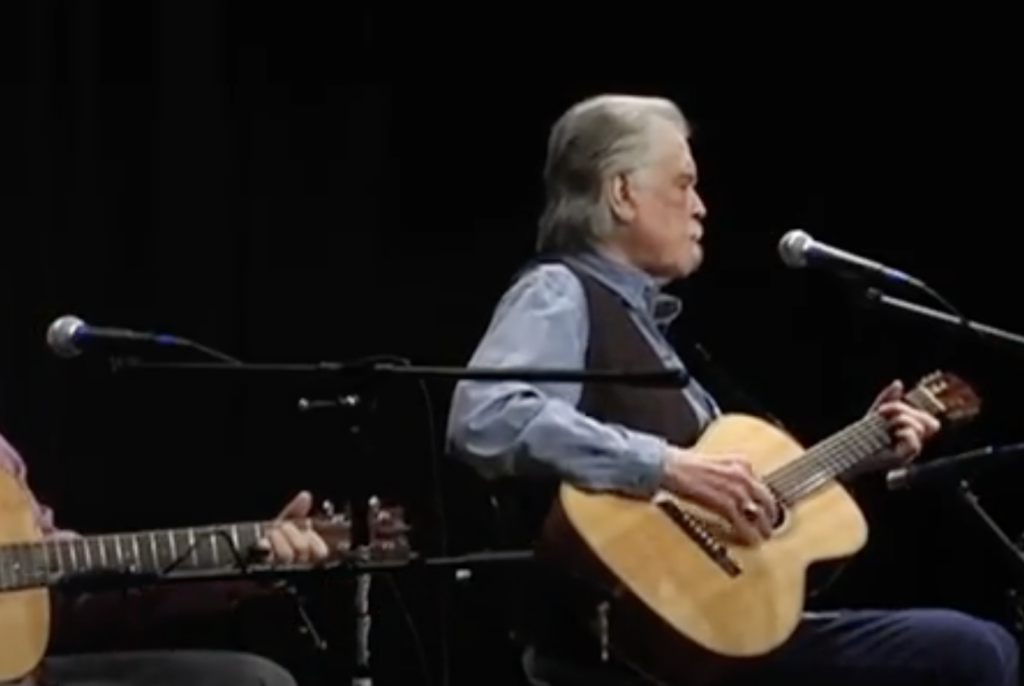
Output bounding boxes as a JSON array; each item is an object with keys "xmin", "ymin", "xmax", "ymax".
[
  {"xmin": 765, "ymin": 386, "xmax": 934, "ymax": 503},
  {"xmin": 0, "ymin": 521, "xmax": 272, "ymax": 592}
]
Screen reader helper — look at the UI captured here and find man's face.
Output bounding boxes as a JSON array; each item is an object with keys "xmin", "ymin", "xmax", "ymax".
[{"xmin": 608, "ymin": 127, "xmax": 707, "ymax": 280}]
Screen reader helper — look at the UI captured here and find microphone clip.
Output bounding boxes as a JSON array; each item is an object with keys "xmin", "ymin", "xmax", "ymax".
[{"xmin": 297, "ymin": 394, "xmax": 361, "ymax": 413}]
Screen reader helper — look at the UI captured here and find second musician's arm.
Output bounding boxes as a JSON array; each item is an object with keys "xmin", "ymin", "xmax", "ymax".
[{"xmin": 447, "ymin": 264, "xmax": 667, "ymax": 499}]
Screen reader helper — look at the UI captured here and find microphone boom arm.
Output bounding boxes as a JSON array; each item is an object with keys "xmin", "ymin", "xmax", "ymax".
[
  {"xmin": 106, "ymin": 359, "xmax": 692, "ymax": 387},
  {"xmin": 864, "ymin": 289, "xmax": 1024, "ymax": 353}
]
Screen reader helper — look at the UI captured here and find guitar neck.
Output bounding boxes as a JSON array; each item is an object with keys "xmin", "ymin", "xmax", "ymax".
[
  {"xmin": 0, "ymin": 520, "xmax": 281, "ymax": 592},
  {"xmin": 766, "ymin": 385, "xmax": 938, "ymax": 503},
  {"xmin": 766, "ymin": 414, "xmax": 890, "ymax": 501}
]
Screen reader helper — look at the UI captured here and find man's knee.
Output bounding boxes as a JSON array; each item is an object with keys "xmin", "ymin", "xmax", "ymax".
[
  {"xmin": 217, "ymin": 652, "xmax": 298, "ymax": 686},
  {"xmin": 43, "ymin": 650, "xmax": 298, "ymax": 686},
  {"xmin": 902, "ymin": 609, "xmax": 1018, "ymax": 685}
]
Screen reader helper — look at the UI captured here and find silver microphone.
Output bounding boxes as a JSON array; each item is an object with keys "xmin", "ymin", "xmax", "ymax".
[
  {"xmin": 45, "ymin": 315, "xmax": 176, "ymax": 359},
  {"xmin": 778, "ymin": 229, "xmax": 922, "ymax": 286},
  {"xmin": 46, "ymin": 316, "xmax": 88, "ymax": 358}
]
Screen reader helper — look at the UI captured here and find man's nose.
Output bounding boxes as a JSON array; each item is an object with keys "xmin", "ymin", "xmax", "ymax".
[{"xmin": 692, "ymin": 189, "xmax": 707, "ymax": 218}]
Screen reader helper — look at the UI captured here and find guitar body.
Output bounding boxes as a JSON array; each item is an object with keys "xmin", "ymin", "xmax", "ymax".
[
  {"xmin": 0, "ymin": 471, "xmax": 50, "ymax": 683},
  {"xmin": 540, "ymin": 413, "xmax": 869, "ymax": 685}
]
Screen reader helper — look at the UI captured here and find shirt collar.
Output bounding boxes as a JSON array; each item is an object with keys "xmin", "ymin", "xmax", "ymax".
[{"xmin": 565, "ymin": 250, "xmax": 682, "ymax": 329}]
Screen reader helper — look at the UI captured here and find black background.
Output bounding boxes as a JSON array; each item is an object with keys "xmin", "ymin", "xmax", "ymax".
[{"xmin": 6, "ymin": 3, "xmax": 1024, "ymax": 685}]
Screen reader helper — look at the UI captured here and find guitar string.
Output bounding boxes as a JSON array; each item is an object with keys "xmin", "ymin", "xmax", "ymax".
[
  {"xmin": 0, "ymin": 522, "xmax": 270, "ymax": 591},
  {"xmin": 0, "ymin": 512, "xmax": 406, "ymax": 590},
  {"xmin": 781, "ymin": 394, "xmax": 927, "ymax": 496},
  {"xmin": 769, "ymin": 416, "xmax": 888, "ymax": 501},
  {"xmin": 664, "ymin": 417, "xmax": 892, "ymax": 539},
  {"xmin": 774, "ymin": 386, "xmax": 933, "ymax": 493},
  {"xmin": 767, "ymin": 386, "xmax": 931, "ymax": 502},
  {"xmin": 0, "ymin": 520, "xmax": 300, "ymax": 591},
  {"xmin": 769, "ymin": 415, "xmax": 887, "ymax": 496}
]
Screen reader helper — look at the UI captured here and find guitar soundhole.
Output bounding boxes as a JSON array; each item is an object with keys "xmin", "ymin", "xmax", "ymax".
[
  {"xmin": 769, "ymin": 490, "xmax": 789, "ymax": 531},
  {"xmin": 771, "ymin": 503, "xmax": 788, "ymax": 530}
]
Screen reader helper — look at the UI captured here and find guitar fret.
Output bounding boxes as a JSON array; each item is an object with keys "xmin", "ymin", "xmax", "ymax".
[
  {"xmin": 34, "ymin": 545, "xmax": 48, "ymax": 583},
  {"xmin": 131, "ymin": 534, "xmax": 149, "ymax": 571},
  {"xmin": 178, "ymin": 528, "xmax": 195, "ymax": 568},
  {"xmin": 173, "ymin": 529, "xmax": 193, "ymax": 569},
  {"xmin": 208, "ymin": 528, "xmax": 227, "ymax": 567},
  {"xmin": 154, "ymin": 531, "xmax": 172, "ymax": 570},
  {"xmin": 88, "ymin": 537, "xmax": 103, "ymax": 569},
  {"xmin": 0, "ymin": 548, "xmax": 14, "ymax": 589},
  {"xmin": 9, "ymin": 545, "xmax": 25, "ymax": 588},
  {"xmin": 12, "ymin": 545, "xmax": 28, "ymax": 588},
  {"xmin": 30, "ymin": 545, "xmax": 46, "ymax": 586},
  {"xmin": 102, "ymin": 536, "xmax": 118, "ymax": 569},
  {"xmin": 59, "ymin": 541, "xmax": 73, "ymax": 572},
  {"xmin": 185, "ymin": 527, "xmax": 209, "ymax": 569},
  {"xmin": 246, "ymin": 523, "xmax": 265, "ymax": 553}
]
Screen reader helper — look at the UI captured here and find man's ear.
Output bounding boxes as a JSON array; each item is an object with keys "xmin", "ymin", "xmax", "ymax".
[{"xmin": 606, "ymin": 174, "xmax": 637, "ymax": 223}]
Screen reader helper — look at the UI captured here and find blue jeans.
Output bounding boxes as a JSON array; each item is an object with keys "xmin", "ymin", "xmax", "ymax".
[{"xmin": 524, "ymin": 609, "xmax": 1018, "ymax": 686}]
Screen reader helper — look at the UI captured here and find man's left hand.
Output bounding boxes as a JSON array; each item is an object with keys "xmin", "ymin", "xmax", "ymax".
[
  {"xmin": 259, "ymin": 491, "xmax": 331, "ymax": 564},
  {"xmin": 870, "ymin": 380, "xmax": 941, "ymax": 461}
]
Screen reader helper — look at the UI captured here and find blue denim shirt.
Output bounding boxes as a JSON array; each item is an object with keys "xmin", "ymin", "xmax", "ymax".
[{"xmin": 446, "ymin": 251, "xmax": 719, "ymax": 498}]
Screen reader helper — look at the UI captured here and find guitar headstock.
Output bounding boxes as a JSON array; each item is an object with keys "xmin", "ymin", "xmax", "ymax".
[
  {"xmin": 308, "ymin": 503, "xmax": 411, "ymax": 560},
  {"xmin": 309, "ymin": 516, "xmax": 358, "ymax": 557},
  {"xmin": 908, "ymin": 371, "xmax": 981, "ymax": 425}
]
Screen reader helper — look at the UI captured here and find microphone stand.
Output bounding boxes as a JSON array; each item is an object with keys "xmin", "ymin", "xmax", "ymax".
[
  {"xmin": 108, "ymin": 356, "xmax": 688, "ymax": 686},
  {"xmin": 146, "ymin": 550, "xmax": 538, "ymax": 583},
  {"xmin": 953, "ymin": 482, "xmax": 1024, "ymax": 582},
  {"xmin": 863, "ymin": 289, "xmax": 1024, "ymax": 352},
  {"xmin": 862, "ymin": 288, "xmax": 1024, "ymax": 596}
]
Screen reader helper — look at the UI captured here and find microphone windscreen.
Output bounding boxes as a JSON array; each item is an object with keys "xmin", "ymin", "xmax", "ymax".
[
  {"xmin": 778, "ymin": 229, "xmax": 813, "ymax": 268},
  {"xmin": 46, "ymin": 315, "xmax": 85, "ymax": 358}
]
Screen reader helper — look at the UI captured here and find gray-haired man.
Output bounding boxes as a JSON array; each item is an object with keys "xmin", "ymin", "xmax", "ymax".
[{"xmin": 447, "ymin": 94, "xmax": 1016, "ymax": 685}]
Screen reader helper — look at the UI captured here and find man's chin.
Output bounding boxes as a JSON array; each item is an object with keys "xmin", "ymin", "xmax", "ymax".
[
  {"xmin": 650, "ymin": 256, "xmax": 701, "ymax": 283},
  {"xmin": 674, "ymin": 247, "xmax": 703, "ymax": 278}
]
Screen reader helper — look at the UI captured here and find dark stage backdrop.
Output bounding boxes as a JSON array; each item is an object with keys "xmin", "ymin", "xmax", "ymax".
[{"xmin": 6, "ymin": 2, "xmax": 1024, "ymax": 686}]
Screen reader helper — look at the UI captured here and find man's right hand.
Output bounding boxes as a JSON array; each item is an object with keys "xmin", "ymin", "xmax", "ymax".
[{"xmin": 659, "ymin": 447, "xmax": 778, "ymax": 546}]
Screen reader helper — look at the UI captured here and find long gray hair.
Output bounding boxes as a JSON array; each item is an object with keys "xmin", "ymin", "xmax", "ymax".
[{"xmin": 536, "ymin": 95, "xmax": 690, "ymax": 253}]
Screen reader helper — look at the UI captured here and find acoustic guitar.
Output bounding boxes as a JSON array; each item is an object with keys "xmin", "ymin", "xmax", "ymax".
[
  {"xmin": 541, "ymin": 371, "xmax": 980, "ymax": 683},
  {"xmin": 0, "ymin": 472, "xmax": 409, "ymax": 683}
]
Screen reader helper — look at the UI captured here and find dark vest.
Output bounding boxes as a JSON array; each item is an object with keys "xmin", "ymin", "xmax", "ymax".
[
  {"xmin": 497, "ymin": 259, "xmax": 703, "ymax": 544},
  {"xmin": 577, "ymin": 268, "xmax": 701, "ymax": 451},
  {"xmin": 495, "ymin": 258, "xmax": 705, "ymax": 663}
]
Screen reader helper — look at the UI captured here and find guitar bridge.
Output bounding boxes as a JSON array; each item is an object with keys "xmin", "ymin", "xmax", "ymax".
[{"xmin": 655, "ymin": 500, "xmax": 741, "ymax": 577}]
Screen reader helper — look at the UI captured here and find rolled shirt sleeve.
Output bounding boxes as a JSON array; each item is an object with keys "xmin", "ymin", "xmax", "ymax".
[{"xmin": 447, "ymin": 264, "xmax": 666, "ymax": 498}]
